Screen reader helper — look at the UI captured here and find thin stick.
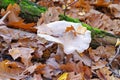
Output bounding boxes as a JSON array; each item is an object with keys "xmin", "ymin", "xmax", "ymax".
[
  {"xmin": 0, "ymin": 11, "xmax": 11, "ymax": 21},
  {"xmin": 0, "ymin": 11, "xmax": 11, "ymax": 25},
  {"xmin": 63, "ymin": 0, "xmax": 79, "ymax": 16},
  {"xmin": 109, "ymin": 45, "xmax": 120, "ymax": 64}
]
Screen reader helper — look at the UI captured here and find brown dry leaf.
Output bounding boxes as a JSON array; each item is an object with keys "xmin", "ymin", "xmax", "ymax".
[
  {"xmin": 89, "ymin": 48, "xmax": 100, "ymax": 61},
  {"xmin": 83, "ymin": 66, "xmax": 92, "ymax": 79},
  {"xmin": 60, "ymin": 62, "xmax": 76, "ymax": 72},
  {"xmin": 92, "ymin": 60, "xmax": 107, "ymax": 70},
  {"xmin": 94, "ymin": 0, "xmax": 111, "ymax": 7},
  {"xmin": 1, "ymin": 3, "xmax": 21, "ymax": 22},
  {"xmin": 33, "ymin": 74, "xmax": 43, "ymax": 80},
  {"xmin": 8, "ymin": 20, "xmax": 36, "ymax": 32},
  {"xmin": 0, "ymin": 60, "xmax": 25, "ymax": 79},
  {"xmin": 112, "ymin": 0, "xmax": 120, "ymax": 4},
  {"xmin": 112, "ymin": 19, "xmax": 120, "ymax": 34},
  {"xmin": 60, "ymin": 61, "xmax": 92, "ymax": 79},
  {"xmin": 76, "ymin": 61, "xmax": 92, "ymax": 79},
  {"xmin": 84, "ymin": 9, "xmax": 120, "ymax": 34},
  {"xmin": 109, "ymin": 75, "xmax": 120, "ymax": 80},
  {"xmin": 96, "ymin": 67, "xmax": 112, "ymax": 80},
  {"xmin": 9, "ymin": 47, "xmax": 34, "ymax": 67},
  {"xmin": 67, "ymin": 72, "xmax": 84, "ymax": 80},
  {"xmin": 85, "ymin": 9, "xmax": 113, "ymax": 31},
  {"xmin": 0, "ymin": 25, "xmax": 36, "ymax": 43},
  {"xmin": 73, "ymin": 52, "xmax": 92, "ymax": 66},
  {"xmin": 85, "ymin": 13, "xmax": 103, "ymax": 29},
  {"xmin": 70, "ymin": 0, "xmax": 91, "ymax": 12},
  {"xmin": 37, "ymin": 7, "xmax": 62, "ymax": 25},
  {"xmin": 46, "ymin": 58, "xmax": 60, "ymax": 69},
  {"xmin": 35, "ymin": 63, "xmax": 46, "ymax": 74},
  {"xmin": 21, "ymin": 63, "xmax": 45, "ymax": 76},
  {"xmin": 37, "ymin": 0, "xmax": 54, "ymax": 7},
  {"xmin": 109, "ymin": 4, "xmax": 120, "ymax": 18},
  {"xmin": 54, "ymin": 45, "xmax": 65, "ymax": 62},
  {"xmin": 94, "ymin": 46, "xmax": 115, "ymax": 59},
  {"xmin": 1, "ymin": 4, "xmax": 36, "ymax": 32}
]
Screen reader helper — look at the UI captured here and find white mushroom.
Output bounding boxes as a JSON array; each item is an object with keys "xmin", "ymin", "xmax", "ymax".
[{"xmin": 37, "ymin": 21, "xmax": 91, "ymax": 54}]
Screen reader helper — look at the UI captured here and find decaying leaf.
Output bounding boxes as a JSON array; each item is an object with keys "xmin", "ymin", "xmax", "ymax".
[
  {"xmin": 9, "ymin": 47, "xmax": 34, "ymax": 67},
  {"xmin": 0, "ymin": 60, "xmax": 25, "ymax": 79},
  {"xmin": 109, "ymin": 4, "xmax": 120, "ymax": 18},
  {"xmin": 60, "ymin": 62, "xmax": 76, "ymax": 72},
  {"xmin": 70, "ymin": 0, "xmax": 91, "ymax": 12},
  {"xmin": 37, "ymin": 7, "xmax": 62, "ymax": 25},
  {"xmin": 96, "ymin": 67, "xmax": 112, "ymax": 80},
  {"xmin": 92, "ymin": 60, "xmax": 107, "ymax": 70},
  {"xmin": 67, "ymin": 72, "xmax": 84, "ymax": 80},
  {"xmin": 1, "ymin": 3, "xmax": 36, "ymax": 32},
  {"xmin": 94, "ymin": 0, "xmax": 111, "ymax": 7},
  {"xmin": 8, "ymin": 20, "xmax": 36, "ymax": 32}
]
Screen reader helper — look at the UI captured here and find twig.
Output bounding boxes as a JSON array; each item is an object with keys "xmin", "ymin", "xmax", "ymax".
[
  {"xmin": 63, "ymin": 0, "xmax": 79, "ymax": 16},
  {"xmin": 109, "ymin": 45, "xmax": 120, "ymax": 64},
  {"xmin": 108, "ymin": 45, "xmax": 120, "ymax": 77},
  {"xmin": 0, "ymin": 11, "xmax": 11, "ymax": 25}
]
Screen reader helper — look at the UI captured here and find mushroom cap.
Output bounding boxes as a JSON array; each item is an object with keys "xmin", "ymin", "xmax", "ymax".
[{"xmin": 37, "ymin": 21, "xmax": 91, "ymax": 54}]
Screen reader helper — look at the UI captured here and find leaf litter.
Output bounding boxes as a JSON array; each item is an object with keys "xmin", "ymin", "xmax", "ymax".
[{"xmin": 0, "ymin": 0, "xmax": 120, "ymax": 80}]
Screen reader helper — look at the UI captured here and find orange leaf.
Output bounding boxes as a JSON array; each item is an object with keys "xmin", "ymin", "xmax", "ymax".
[
  {"xmin": 94, "ymin": 0, "xmax": 111, "ymax": 7},
  {"xmin": 65, "ymin": 25, "xmax": 75, "ymax": 32},
  {"xmin": 1, "ymin": 3, "xmax": 21, "ymax": 21},
  {"xmin": 1, "ymin": 4, "xmax": 37, "ymax": 32},
  {"xmin": 70, "ymin": 0, "xmax": 90, "ymax": 12},
  {"xmin": 65, "ymin": 25, "xmax": 77, "ymax": 36},
  {"xmin": 0, "ymin": 60, "xmax": 25, "ymax": 79},
  {"xmin": 8, "ymin": 20, "xmax": 36, "ymax": 32}
]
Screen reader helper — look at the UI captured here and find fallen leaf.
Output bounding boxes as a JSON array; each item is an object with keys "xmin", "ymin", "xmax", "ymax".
[
  {"xmin": 89, "ymin": 48, "xmax": 100, "ymax": 61},
  {"xmin": 1, "ymin": 3, "xmax": 36, "ymax": 32},
  {"xmin": 70, "ymin": 0, "xmax": 91, "ymax": 12},
  {"xmin": 67, "ymin": 72, "xmax": 84, "ymax": 80},
  {"xmin": 96, "ymin": 67, "xmax": 111, "ymax": 80},
  {"xmin": 57, "ymin": 72, "xmax": 68, "ymax": 80},
  {"xmin": 33, "ymin": 74, "xmax": 43, "ymax": 80},
  {"xmin": 9, "ymin": 47, "xmax": 34, "ymax": 67},
  {"xmin": 109, "ymin": 4, "xmax": 120, "ymax": 18},
  {"xmin": 8, "ymin": 20, "xmax": 36, "ymax": 32},
  {"xmin": 60, "ymin": 62, "xmax": 76, "ymax": 72},
  {"xmin": 1, "ymin": 3, "xmax": 21, "ymax": 22},
  {"xmin": 73, "ymin": 52, "xmax": 92, "ymax": 66},
  {"xmin": 92, "ymin": 60, "xmax": 107, "ymax": 70},
  {"xmin": 0, "ymin": 60, "xmax": 25, "ymax": 79},
  {"xmin": 94, "ymin": 0, "xmax": 111, "ymax": 7},
  {"xmin": 37, "ymin": 7, "xmax": 62, "ymax": 25},
  {"xmin": 94, "ymin": 46, "xmax": 115, "ymax": 59}
]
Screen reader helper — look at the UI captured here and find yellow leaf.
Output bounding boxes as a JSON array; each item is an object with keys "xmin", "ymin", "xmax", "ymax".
[
  {"xmin": 57, "ymin": 72, "xmax": 68, "ymax": 80},
  {"xmin": 115, "ymin": 38, "xmax": 120, "ymax": 46},
  {"xmin": 76, "ymin": 26, "xmax": 87, "ymax": 34}
]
